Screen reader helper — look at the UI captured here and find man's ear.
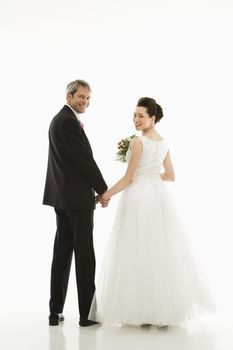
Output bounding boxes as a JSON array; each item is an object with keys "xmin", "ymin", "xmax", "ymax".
[{"xmin": 66, "ymin": 92, "xmax": 72, "ymax": 102}]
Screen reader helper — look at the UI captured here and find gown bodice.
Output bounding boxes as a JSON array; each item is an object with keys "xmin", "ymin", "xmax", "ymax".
[{"xmin": 126, "ymin": 135, "xmax": 168, "ymax": 180}]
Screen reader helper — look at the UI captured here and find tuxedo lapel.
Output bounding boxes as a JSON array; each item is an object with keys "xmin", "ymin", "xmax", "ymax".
[
  {"xmin": 82, "ymin": 130, "xmax": 93, "ymax": 155},
  {"xmin": 62, "ymin": 105, "xmax": 93, "ymax": 154}
]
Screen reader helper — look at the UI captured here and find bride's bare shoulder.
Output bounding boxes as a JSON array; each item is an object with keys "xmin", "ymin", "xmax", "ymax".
[{"xmin": 130, "ymin": 136, "xmax": 143, "ymax": 149}]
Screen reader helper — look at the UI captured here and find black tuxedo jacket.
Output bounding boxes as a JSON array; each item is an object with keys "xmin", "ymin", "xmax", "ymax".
[{"xmin": 43, "ymin": 105, "xmax": 108, "ymax": 210}]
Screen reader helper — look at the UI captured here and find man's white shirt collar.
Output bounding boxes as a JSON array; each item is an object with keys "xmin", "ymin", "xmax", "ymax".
[{"xmin": 66, "ymin": 104, "xmax": 81, "ymax": 121}]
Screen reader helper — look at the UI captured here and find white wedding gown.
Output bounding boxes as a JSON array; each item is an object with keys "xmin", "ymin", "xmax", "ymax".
[{"xmin": 89, "ymin": 135, "xmax": 215, "ymax": 326}]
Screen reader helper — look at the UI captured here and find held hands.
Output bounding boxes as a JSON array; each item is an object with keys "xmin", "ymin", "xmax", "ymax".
[{"xmin": 95, "ymin": 191, "xmax": 111, "ymax": 208}]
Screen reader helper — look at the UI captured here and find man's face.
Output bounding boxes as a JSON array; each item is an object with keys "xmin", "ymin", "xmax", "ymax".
[{"xmin": 67, "ymin": 86, "xmax": 91, "ymax": 113}]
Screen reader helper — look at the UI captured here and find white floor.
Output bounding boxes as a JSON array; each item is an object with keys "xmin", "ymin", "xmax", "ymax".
[{"xmin": 1, "ymin": 313, "xmax": 233, "ymax": 350}]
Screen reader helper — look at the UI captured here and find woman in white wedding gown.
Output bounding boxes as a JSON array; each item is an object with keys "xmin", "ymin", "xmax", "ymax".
[{"xmin": 89, "ymin": 97, "xmax": 215, "ymax": 326}]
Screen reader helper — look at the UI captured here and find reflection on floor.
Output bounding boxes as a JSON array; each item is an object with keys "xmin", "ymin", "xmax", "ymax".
[{"xmin": 1, "ymin": 314, "xmax": 233, "ymax": 350}]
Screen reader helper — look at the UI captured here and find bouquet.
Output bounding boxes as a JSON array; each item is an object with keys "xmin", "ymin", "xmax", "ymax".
[{"xmin": 116, "ymin": 134, "xmax": 136, "ymax": 163}]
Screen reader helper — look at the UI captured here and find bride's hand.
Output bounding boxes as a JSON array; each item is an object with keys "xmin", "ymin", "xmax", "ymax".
[{"xmin": 100, "ymin": 191, "xmax": 111, "ymax": 208}]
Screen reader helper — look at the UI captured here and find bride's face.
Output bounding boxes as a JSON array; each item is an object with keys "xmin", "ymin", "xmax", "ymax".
[{"xmin": 133, "ymin": 107, "xmax": 153, "ymax": 131}]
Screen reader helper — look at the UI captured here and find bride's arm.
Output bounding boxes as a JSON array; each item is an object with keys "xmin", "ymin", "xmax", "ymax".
[
  {"xmin": 102, "ymin": 138, "xmax": 143, "ymax": 200},
  {"xmin": 160, "ymin": 150, "xmax": 175, "ymax": 181}
]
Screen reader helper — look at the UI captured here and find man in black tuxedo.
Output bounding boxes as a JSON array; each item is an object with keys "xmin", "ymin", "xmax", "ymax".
[{"xmin": 43, "ymin": 80, "xmax": 108, "ymax": 327}]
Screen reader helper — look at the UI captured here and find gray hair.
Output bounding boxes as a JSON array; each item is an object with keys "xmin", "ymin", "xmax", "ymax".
[{"xmin": 66, "ymin": 79, "xmax": 91, "ymax": 95}]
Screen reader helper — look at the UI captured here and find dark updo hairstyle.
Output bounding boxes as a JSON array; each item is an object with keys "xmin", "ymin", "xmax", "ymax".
[{"xmin": 137, "ymin": 97, "xmax": 163, "ymax": 124}]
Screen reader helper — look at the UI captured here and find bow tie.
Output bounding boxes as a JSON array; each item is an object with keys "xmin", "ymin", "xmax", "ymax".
[{"xmin": 80, "ymin": 122, "xmax": 84, "ymax": 128}]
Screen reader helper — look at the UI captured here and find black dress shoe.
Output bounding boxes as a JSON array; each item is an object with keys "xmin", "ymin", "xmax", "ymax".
[
  {"xmin": 49, "ymin": 313, "xmax": 64, "ymax": 326},
  {"xmin": 79, "ymin": 319, "xmax": 99, "ymax": 327}
]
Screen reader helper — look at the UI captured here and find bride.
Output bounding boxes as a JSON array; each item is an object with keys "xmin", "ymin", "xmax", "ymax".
[{"xmin": 89, "ymin": 97, "xmax": 215, "ymax": 326}]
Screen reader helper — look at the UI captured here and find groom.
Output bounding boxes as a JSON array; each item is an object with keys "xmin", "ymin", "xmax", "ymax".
[{"xmin": 43, "ymin": 79, "xmax": 108, "ymax": 327}]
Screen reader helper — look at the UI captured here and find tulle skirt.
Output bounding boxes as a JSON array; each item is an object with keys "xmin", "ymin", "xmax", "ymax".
[{"xmin": 89, "ymin": 175, "xmax": 215, "ymax": 326}]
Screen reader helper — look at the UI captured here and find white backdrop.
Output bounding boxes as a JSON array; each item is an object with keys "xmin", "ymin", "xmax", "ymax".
[{"xmin": 0, "ymin": 0, "xmax": 233, "ymax": 321}]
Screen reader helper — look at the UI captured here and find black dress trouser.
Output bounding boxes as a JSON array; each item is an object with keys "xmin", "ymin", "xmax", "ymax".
[{"xmin": 49, "ymin": 208, "xmax": 95, "ymax": 320}]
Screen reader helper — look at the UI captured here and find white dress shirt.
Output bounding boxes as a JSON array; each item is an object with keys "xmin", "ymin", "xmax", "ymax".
[{"xmin": 66, "ymin": 104, "xmax": 81, "ymax": 121}]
